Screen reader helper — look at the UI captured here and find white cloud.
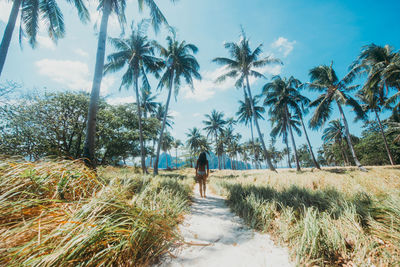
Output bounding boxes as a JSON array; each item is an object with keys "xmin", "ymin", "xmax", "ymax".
[
  {"xmin": 0, "ymin": 2, "xmax": 11, "ymax": 23},
  {"xmin": 35, "ymin": 59, "xmax": 114, "ymax": 94},
  {"xmin": 37, "ymin": 35, "xmax": 56, "ymax": 50},
  {"xmin": 74, "ymin": 48, "xmax": 89, "ymax": 57},
  {"xmin": 182, "ymin": 64, "xmax": 282, "ymax": 102},
  {"xmin": 107, "ymin": 96, "xmax": 135, "ymax": 105},
  {"xmin": 271, "ymin": 37, "xmax": 296, "ymax": 57}
]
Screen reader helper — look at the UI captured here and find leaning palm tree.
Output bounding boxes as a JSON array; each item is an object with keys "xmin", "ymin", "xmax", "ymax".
[
  {"xmin": 104, "ymin": 20, "xmax": 162, "ymax": 173},
  {"xmin": 203, "ymin": 110, "xmax": 226, "ymax": 170},
  {"xmin": 236, "ymin": 94, "xmax": 265, "ymax": 169},
  {"xmin": 322, "ymin": 119, "xmax": 350, "ymax": 166},
  {"xmin": 0, "ymin": 0, "xmax": 89, "ymax": 77},
  {"xmin": 212, "ymin": 29, "xmax": 281, "ymax": 171},
  {"xmin": 308, "ymin": 63, "xmax": 366, "ymax": 171},
  {"xmin": 153, "ymin": 35, "xmax": 201, "ymax": 175},
  {"xmin": 83, "ymin": 0, "xmax": 172, "ymax": 166}
]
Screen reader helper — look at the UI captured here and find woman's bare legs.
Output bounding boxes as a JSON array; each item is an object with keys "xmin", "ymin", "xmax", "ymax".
[
  {"xmin": 202, "ymin": 179, "xmax": 207, "ymax": 198},
  {"xmin": 198, "ymin": 177, "xmax": 203, "ymax": 198}
]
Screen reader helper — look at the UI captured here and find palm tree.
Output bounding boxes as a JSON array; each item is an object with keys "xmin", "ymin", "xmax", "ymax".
[
  {"xmin": 203, "ymin": 110, "xmax": 226, "ymax": 170},
  {"xmin": 236, "ymin": 94, "xmax": 265, "ymax": 169},
  {"xmin": 270, "ymin": 108, "xmax": 302, "ymax": 170},
  {"xmin": 150, "ymin": 104, "xmax": 173, "ymax": 167},
  {"xmin": 186, "ymin": 127, "xmax": 202, "ymax": 166},
  {"xmin": 263, "ymin": 76, "xmax": 321, "ymax": 170},
  {"xmin": 348, "ymin": 44, "xmax": 398, "ymax": 100},
  {"xmin": 263, "ymin": 76, "xmax": 305, "ymax": 171},
  {"xmin": 0, "ymin": 0, "xmax": 89, "ymax": 77},
  {"xmin": 83, "ymin": 0, "xmax": 171, "ymax": 167},
  {"xmin": 322, "ymin": 119, "xmax": 349, "ymax": 166},
  {"xmin": 161, "ymin": 132, "xmax": 173, "ymax": 169},
  {"xmin": 153, "ymin": 35, "xmax": 201, "ymax": 175},
  {"xmin": 308, "ymin": 63, "xmax": 366, "ymax": 171},
  {"xmin": 104, "ymin": 20, "xmax": 162, "ymax": 173},
  {"xmin": 212, "ymin": 29, "xmax": 281, "ymax": 171},
  {"xmin": 173, "ymin": 139, "xmax": 182, "ymax": 169},
  {"xmin": 141, "ymin": 88, "xmax": 159, "ymax": 119},
  {"xmin": 357, "ymin": 91, "xmax": 394, "ymax": 165}
]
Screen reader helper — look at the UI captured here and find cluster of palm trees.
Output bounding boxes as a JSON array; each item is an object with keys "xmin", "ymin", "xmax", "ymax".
[{"xmin": 202, "ymin": 31, "xmax": 400, "ymax": 172}]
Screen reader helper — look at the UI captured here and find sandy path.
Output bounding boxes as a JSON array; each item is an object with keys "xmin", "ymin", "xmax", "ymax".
[{"xmin": 157, "ymin": 184, "xmax": 293, "ymax": 267}]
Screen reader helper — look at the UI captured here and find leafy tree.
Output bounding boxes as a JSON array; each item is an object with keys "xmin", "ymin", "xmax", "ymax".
[
  {"xmin": 104, "ymin": 20, "xmax": 162, "ymax": 173},
  {"xmin": 0, "ymin": 0, "xmax": 89, "ymax": 77},
  {"xmin": 153, "ymin": 35, "xmax": 201, "ymax": 175},
  {"xmin": 161, "ymin": 132, "xmax": 173, "ymax": 169},
  {"xmin": 213, "ymin": 29, "xmax": 281, "ymax": 171},
  {"xmin": 308, "ymin": 62, "xmax": 366, "ymax": 171}
]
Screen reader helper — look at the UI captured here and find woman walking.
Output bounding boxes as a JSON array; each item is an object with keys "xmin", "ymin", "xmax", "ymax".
[{"xmin": 195, "ymin": 152, "xmax": 209, "ymax": 198}]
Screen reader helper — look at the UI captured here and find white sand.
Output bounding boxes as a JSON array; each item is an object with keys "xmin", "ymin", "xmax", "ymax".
[{"xmin": 157, "ymin": 184, "xmax": 294, "ymax": 267}]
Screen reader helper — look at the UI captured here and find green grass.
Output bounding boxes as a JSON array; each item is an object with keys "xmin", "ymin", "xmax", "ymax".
[
  {"xmin": 0, "ymin": 159, "xmax": 194, "ymax": 266},
  {"xmin": 211, "ymin": 168, "xmax": 400, "ymax": 266}
]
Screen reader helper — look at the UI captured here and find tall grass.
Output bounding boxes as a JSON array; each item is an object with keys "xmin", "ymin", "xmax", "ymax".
[
  {"xmin": 211, "ymin": 168, "xmax": 400, "ymax": 265},
  {"xmin": 0, "ymin": 159, "xmax": 193, "ymax": 266}
]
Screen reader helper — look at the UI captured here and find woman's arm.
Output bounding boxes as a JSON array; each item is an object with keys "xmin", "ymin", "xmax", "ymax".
[
  {"xmin": 195, "ymin": 160, "xmax": 198, "ymax": 176},
  {"xmin": 206, "ymin": 161, "xmax": 209, "ymax": 177}
]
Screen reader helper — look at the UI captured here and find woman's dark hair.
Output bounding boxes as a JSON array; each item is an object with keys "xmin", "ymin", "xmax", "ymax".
[{"xmin": 198, "ymin": 152, "xmax": 207, "ymax": 166}]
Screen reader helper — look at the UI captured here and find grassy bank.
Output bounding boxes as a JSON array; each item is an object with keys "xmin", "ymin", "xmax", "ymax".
[
  {"xmin": 0, "ymin": 159, "xmax": 194, "ymax": 266},
  {"xmin": 210, "ymin": 167, "xmax": 400, "ymax": 266}
]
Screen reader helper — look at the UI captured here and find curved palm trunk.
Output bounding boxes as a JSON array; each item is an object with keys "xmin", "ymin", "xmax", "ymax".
[
  {"xmin": 375, "ymin": 110, "xmax": 395, "ymax": 165},
  {"xmin": 285, "ymin": 108, "xmax": 300, "ymax": 171},
  {"xmin": 336, "ymin": 102, "xmax": 366, "ymax": 171},
  {"xmin": 82, "ymin": 0, "xmax": 111, "ymax": 167},
  {"xmin": 245, "ymin": 76, "xmax": 276, "ymax": 171},
  {"xmin": 134, "ymin": 77, "xmax": 148, "ymax": 174},
  {"xmin": 0, "ymin": 0, "xmax": 22, "ymax": 77},
  {"xmin": 299, "ymin": 114, "xmax": 321, "ymax": 169},
  {"xmin": 154, "ymin": 74, "xmax": 173, "ymax": 175}
]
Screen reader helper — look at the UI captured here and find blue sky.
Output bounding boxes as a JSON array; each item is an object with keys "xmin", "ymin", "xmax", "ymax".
[{"xmin": 1, "ymin": 0, "xmax": 399, "ymax": 154}]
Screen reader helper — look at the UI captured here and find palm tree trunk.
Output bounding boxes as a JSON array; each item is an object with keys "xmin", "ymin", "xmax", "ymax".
[
  {"xmin": 299, "ymin": 114, "xmax": 321, "ymax": 169},
  {"xmin": 285, "ymin": 137, "xmax": 292, "ymax": 168},
  {"xmin": 338, "ymin": 139, "xmax": 348, "ymax": 166},
  {"xmin": 154, "ymin": 73, "xmax": 173, "ymax": 175},
  {"xmin": 336, "ymin": 102, "xmax": 366, "ymax": 171},
  {"xmin": 375, "ymin": 109, "xmax": 395, "ymax": 165},
  {"xmin": 245, "ymin": 76, "xmax": 276, "ymax": 171},
  {"xmin": 285, "ymin": 108, "xmax": 301, "ymax": 171},
  {"xmin": 134, "ymin": 76, "xmax": 148, "ymax": 173},
  {"xmin": 82, "ymin": 0, "xmax": 111, "ymax": 167},
  {"xmin": 0, "ymin": 0, "xmax": 22, "ymax": 77},
  {"xmin": 250, "ymin": 120, "xmax": 256, "ymax": 169}
]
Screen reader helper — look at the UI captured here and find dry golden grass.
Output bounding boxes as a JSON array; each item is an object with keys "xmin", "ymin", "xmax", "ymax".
[{"xmin": 209, "ymin": 166, "xmax": 400, "ymax": 266}]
